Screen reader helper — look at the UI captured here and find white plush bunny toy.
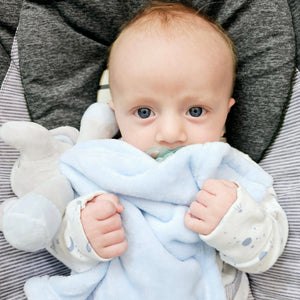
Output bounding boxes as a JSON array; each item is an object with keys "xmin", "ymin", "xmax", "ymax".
[{"xmin": 0, "ymin": 70, "xmax": 118, "ymax": 252}]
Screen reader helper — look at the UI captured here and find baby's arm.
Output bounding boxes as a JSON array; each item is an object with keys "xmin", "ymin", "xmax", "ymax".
[
  {"xmin": 47, "ymin": 192, "xmax": 127, "ymax": 272},
  {"xmin": 185, "ymin": 180, "xmax": 288, "ymax": 273}
]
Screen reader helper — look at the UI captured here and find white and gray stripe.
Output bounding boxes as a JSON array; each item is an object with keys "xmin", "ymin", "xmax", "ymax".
[
  {"xmin": 0, "ymin": 37, "xmax": 69, "ymax": 300},
  {"xmin": 248, "ymin": 69, "xmax": 300, "ymax": 299}
]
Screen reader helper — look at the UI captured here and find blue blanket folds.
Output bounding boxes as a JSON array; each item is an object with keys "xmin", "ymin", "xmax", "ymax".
[{"xmin": 25, "ymin": 140, "xmax": 272, "ymax": 300}]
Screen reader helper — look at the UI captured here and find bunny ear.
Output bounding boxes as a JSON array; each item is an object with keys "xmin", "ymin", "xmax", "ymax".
[
  {"xmin": 77, "ymin": 102, "xmax": 119, "ymax": 142},
  {"xmin": 77, "ymin": 69, "xmax": 119, "ymax": 142},
  {"xmin": 77, "ymin": 70, "xmax": 118, "ymax": 142}
]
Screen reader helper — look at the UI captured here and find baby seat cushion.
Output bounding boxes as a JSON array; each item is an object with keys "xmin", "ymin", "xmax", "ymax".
[
  {"xmin": 0, "ymin": 0, "xmax": 22, "ymax": 84},
  {"xmin": 288, "ymin": 0, "xmax": 300, "ymax": 69}
]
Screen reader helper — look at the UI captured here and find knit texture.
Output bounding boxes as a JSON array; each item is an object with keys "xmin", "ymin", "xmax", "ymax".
[
  {"xmin": 288, "ymin": 0, "xmax": 300, "ymax": 69},
  {"xmin": 0, "ymin": 0, "xmax": 22, "ymax": 85}
]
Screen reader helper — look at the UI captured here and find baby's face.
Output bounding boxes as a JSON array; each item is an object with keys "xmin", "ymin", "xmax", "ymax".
[{"xmin": 109, "ymin": 24, "xmax": 235, "ymax": 152}]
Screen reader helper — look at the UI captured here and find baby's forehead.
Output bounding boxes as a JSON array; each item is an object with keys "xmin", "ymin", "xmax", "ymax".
[
  {"xmin": 110, "ymin": 21, "xmax": 233, "ymax": 72},
  {"xmin": 112, "ymin": 11, "xmax": 233, "ymax": 60},
  {"xmin": 109, "ymin": 10, "xmax": 235, "ymax": 89}
]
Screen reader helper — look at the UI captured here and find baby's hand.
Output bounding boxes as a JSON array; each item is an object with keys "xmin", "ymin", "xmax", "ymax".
[
  {"xmin": 184, "ymin": 179, "xmax": 238, "ymax": 235},
  {"xmin": 81, "ymin": 193, "xmax": 127, "ymax": 259}
]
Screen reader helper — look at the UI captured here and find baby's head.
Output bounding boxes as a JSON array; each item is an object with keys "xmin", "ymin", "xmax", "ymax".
[{"xmin": 108, "ymin": 1, "xmax": 236, "ymax": 152}]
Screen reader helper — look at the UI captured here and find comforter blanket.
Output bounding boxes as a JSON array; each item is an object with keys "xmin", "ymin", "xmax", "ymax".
[{"xmin": 24, "ymin": 140, "xmax": 272, "ymax": 300}]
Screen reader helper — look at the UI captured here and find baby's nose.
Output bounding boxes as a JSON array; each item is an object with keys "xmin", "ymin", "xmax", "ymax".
[{"xmin": 156, "ymin": 116, "xmax": 187, "ymax": 147}]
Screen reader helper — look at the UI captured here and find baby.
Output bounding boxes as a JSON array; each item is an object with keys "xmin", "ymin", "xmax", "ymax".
[
  {"xmin": 94, "ymin": 1, "xmax": 237, "ymax": 259},
  {"xmin": 27, "ymin": 2, "xmax": 287, "ymax": 300}
]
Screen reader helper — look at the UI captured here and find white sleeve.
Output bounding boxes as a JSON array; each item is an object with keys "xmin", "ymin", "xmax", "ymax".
[
  {"xmin": 46, "ymin": 191, "xmax": 110, "ymax": 273},
  {"xmin": 200, "ymin": 185, "xmax": 288, "ymax": 273}
]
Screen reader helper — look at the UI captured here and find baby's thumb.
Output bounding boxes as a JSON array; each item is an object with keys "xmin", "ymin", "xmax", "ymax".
[
  {"xmin": 116, "ymin": 203, "xmax": 124, "ymax": 213},
  {"xmin": 101, "ymin": 193, "xmax": 124, "ymax": 213}
]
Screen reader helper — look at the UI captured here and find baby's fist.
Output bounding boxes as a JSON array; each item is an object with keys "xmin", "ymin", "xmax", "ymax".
[
  {"xmin": 81, "ymin": 193, "xmax": 127, "ymax": 259},
  {"xmin": 185, "ymin": 179, "xmax": 238, "ymax": 235}
]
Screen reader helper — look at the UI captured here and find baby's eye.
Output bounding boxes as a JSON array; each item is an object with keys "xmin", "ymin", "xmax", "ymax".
[
  {"xmin": 135, "ymin": 107, "xmax": 153, "ymax": 119},
  {"xmin": 187, "ymin": 107, "xmax": 206, "ymax": 117}
]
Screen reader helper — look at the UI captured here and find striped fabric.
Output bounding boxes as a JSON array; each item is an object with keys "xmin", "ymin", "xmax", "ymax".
[
  {"xmin": 0, "ymin": 37, "xmax": 69, "ymax": 300},
  {"xmin": 249, "ymin": 69, "xmax": 300, "ymax": 299}
]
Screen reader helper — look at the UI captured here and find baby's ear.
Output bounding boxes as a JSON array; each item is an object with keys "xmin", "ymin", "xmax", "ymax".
[
  {"xmin": 109, "ymin": 100, "xmax": 115, "ymax": 111},
  {"xmin": 228, "ymin": 98, "xmax": 235, "ymax": 112}
]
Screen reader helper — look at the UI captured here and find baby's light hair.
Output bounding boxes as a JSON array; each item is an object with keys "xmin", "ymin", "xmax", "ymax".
[{"xmin": 109, "ymin": 1, "xmax": 237, "ymax": 88}]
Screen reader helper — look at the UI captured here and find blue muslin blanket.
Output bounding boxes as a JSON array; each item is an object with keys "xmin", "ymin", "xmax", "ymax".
[{"xmin": 25, "ymin": 140, "xmax": 272, "ymax": 300}]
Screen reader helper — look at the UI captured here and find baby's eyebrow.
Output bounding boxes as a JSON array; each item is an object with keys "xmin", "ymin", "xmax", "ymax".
[{"xmin": 180, "ymin": 95, "xmax": 215, "ymax": 107}]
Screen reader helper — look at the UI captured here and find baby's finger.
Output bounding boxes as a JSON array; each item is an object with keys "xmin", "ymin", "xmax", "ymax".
[
  {"xmin": 202, "ymin": 179, "xmax": 238, "ymax": 195},
  {"xmin": 201, "ymin": 179, "xmax": 219, "ymax": 195},
  {"xmin": 102, "ymin": 227, "xmax": 126, "ymax": 248},
  {"xmin": 196, "ymin": 190, "xmax": 214, "ymax": 207},
  {"xmin": 189, "ymin": 201, "xmax": 206, "ymax": 220},
  {"xmin": 99, "ymin": 240, "xmax": 128, "ymax": 259},
  {"xmin": 98, "ymin": 213, "xmax": 123, "ymax": 234},
  {"xmin": 85, "ymin": 194, "xmax": 123, "ymax": 220},
  {"xmin": 184, "ymin": 212, "xmax": 212, "ymax": 235},
  {"xmin": 98, "ymin": 193, "xmax": 124, "ymax": 213}
]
